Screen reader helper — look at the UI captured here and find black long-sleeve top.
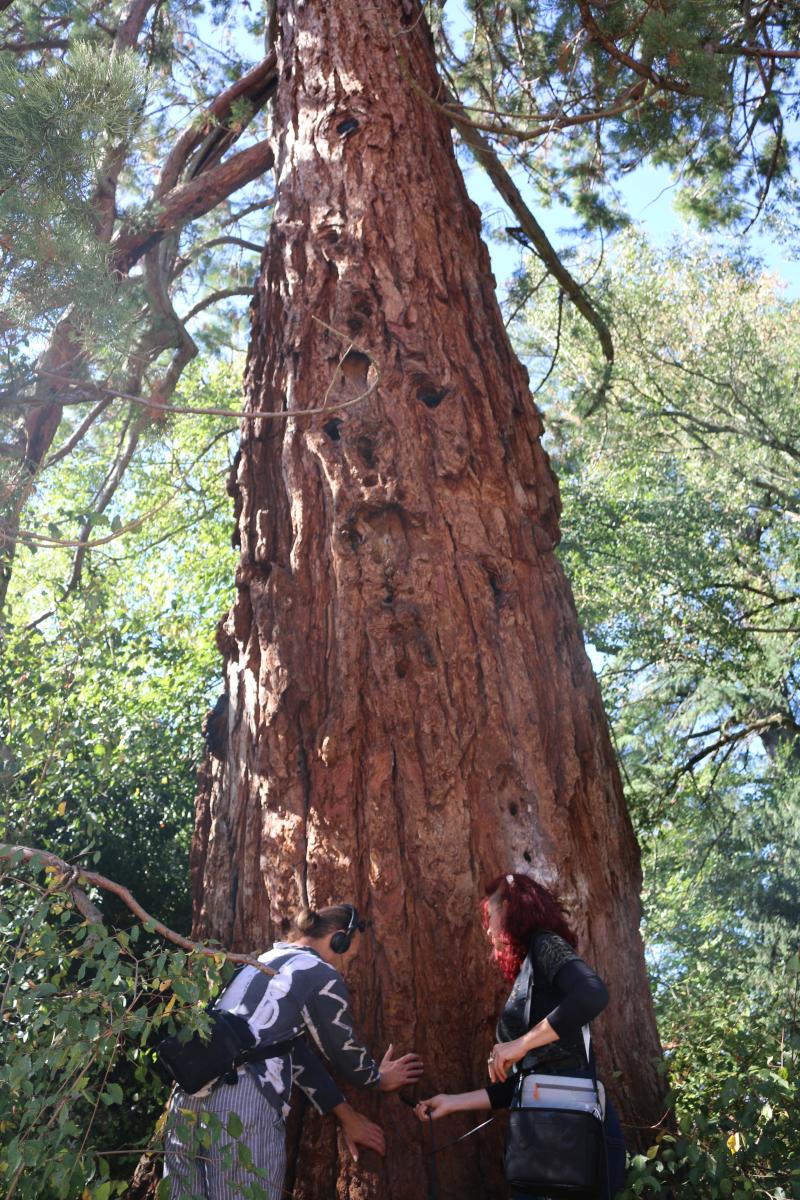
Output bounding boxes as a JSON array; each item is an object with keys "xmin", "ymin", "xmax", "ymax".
[{"xmin": 486, "ymin": 930, "xmax": 608, "ymax": 1109}]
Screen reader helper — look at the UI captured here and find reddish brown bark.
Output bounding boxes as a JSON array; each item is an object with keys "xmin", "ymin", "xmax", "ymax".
[
  {"xmin": 110, "ymin": 139, "xmax": 275, "ymax": 274},
  {"xmin": 192, "ymin": 3, "xmax": 666, "ymax": 1196}
]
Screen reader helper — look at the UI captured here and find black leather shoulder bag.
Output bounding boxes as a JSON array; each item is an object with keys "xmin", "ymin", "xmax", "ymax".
[{"xmin": 503, "ymin": 942, "xmax": 606, "ymax": 1198}]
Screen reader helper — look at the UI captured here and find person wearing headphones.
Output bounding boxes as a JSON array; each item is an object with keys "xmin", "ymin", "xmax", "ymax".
[{"xmin": 165, "ymin": 902, "xmax": 422, "ymax": 1199}]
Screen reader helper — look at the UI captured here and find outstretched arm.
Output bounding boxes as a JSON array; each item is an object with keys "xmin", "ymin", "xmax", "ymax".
[
  {"xmin": 301, "ymin": 974, "xmax": 421, "ymax": 1093},
  {"xmin": 414, "ymin": 1090, "xmax": 492, "ymax": 1121},
  {"xmin": 301, "ymin": 973, "xmax": 382, "ymax": 1089}
]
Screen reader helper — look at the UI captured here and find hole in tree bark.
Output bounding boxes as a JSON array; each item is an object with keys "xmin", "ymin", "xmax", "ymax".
[
  {"xmin": 523, "ymin": 850, "xmax": 532, "ymax": 864},
  {"xmin": 356, "ymin": 435, "xmax": 376, "ymax": 467},
  {"xmin": 363, "ymin": 474, "xmax": 378, "ymax": 487},
  {"xmin": 509, "ymin": 802, "xmax": 519, "ymax": 816},
  {"xmin": 336, "ymin": 117, "xmax": 360, "ymax": 136},
  {"xmin": 382, "ymin": 591, "xmax": 394, "ymax": 606},
  {"xmin": 419, "ymin": 387, "xmax": 447, "ymax": 409},
  {"xmin": 341, "ymin": 349, "xmax": 370, "ymax": 388},
  {"xmin": 323, "ymin": 418, "xmax": 342, "ymax": 441}
]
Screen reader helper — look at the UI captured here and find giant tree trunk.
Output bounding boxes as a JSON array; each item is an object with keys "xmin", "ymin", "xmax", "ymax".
[{"xmin": 192, "ymin": 3, "xmax": 665, "ymax": 1196}]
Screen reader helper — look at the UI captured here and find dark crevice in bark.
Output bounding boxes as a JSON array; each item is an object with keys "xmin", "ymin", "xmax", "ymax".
[{"xmin": 297, "ymin": 719, "xmax": 311, "ymax": 909}]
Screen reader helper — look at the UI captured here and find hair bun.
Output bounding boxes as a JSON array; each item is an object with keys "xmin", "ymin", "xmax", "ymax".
[
  {"xmin": 293, "ymin": 906, "xmax": 318, "ymax": 934},
  {"xmin": 291, "ymin": 902, "xmax": 355, "ymax": 942}
]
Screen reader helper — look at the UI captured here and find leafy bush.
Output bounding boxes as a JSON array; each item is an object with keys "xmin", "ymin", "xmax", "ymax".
[{"xmin": 0, "ymin": 850, "xmax": 234, "ymax": 1199}]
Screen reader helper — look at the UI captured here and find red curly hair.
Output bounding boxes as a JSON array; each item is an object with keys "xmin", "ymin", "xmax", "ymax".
[{"xmin": 483, "ymin": 873, "xmax": 578, "ymax": 982}]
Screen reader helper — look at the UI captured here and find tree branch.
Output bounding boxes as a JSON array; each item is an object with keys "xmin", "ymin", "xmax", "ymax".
[
  {"xmin": 182, "ymin": 286, "xmax": 255, "ymax": 323},
  {"xmin": 711, "ymin": 43, "xmax": 800, "ymax": 60},
  {"xmin": 0, "ymin": 38, "xmax": 71, "ymax": 51},
  {"xmin": 442, "ymin": 87, "xmax": 614, "ymax": 368},
  {"xmin": 675, "ymin": 715, "xmax": 786, "ymax": 777},
  {"xmin": 0, "ymin": 843, "xmax": 277, "ymax": 975},
  {"xmin": 577, "ymin": 1, "xmax": 695, "ymax": 96},
  {"xmin": 35, "ymin": 320, "xmax": 382, "ymax": 421},
  {"xmin": 44, "ymin": 397, "xmax": 112, "ymax": 468},
  {"xmin": 111, "ymin": 138, "xmax": 275, "ymax": 273},
  {"xmin": 156, "ymin": 49, "xmax": 278, "ymax": 197},
  {"xmin": 181, "ymin": 234, "xmax": 265, "ymax": 263},
  {"xmin": 64, "ymin": 413, "xmax": 147, "ymax": 594},
  {"xmin": 220, "ymin": 196, "xmax": 275, "ymax": 226}
]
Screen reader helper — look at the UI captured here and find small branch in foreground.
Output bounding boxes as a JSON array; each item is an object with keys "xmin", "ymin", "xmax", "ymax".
[
  {"xmin": 34, "ymin": 320, "xmax": 381, "ymax": 421},
  {"xmin": 0, "ymin": 844, "xmax": 276, "ymax": 975}
]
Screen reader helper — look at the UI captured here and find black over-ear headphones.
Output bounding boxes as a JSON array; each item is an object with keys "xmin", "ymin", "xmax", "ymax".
[{"xmin": 330, "ymin": 904, "xmax": 365, "ymax": 955}]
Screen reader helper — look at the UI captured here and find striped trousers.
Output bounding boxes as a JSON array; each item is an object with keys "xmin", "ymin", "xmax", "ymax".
[{"xmin": 164, "ymin": 1069, "xmax": 287, "ymax": 1200}]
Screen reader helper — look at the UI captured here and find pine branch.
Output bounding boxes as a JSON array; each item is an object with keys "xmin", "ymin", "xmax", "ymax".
[
  {"xmin": 576, "ymin": 1, "xmax": 695, "ymax": 96},
  {"xmin": 442, "ymin": 87, "xmax": 614, "ymax": 368}
]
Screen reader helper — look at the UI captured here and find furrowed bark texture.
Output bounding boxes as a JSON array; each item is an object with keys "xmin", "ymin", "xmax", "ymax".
[{"xmin": 192, "ymin": 3, "xmax": 666, "ymax": 1195}]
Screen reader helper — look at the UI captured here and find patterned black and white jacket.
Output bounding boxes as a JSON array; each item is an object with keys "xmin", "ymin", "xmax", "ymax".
[{"xmin": 215, "ymin": 942, "xmax": 380, "ymax": 1118}]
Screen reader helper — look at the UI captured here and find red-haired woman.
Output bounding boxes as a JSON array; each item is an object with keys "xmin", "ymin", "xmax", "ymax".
[{"xmin": 416, "ymin": 873, "xmax": 626, "ymax": 1198}]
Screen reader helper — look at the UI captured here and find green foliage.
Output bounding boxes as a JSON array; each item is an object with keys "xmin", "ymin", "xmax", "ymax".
[
  {"xmin": 1, "ymin": 363, "xmax": 239, "ymax": 932},
  {"xmin": 618, "ymin": 955, "xmax": 800, "ymax": 1197},
  {"xmin": 513, "ymin": 234, "xmax": 800, "ymax": 1197},
  {"xmin": 0, "ymin": 43, "xmax": 144, "ymax": 347},
  {"xmin": 0, "ymin": 851, "xmax": 247, "ymax": 1200},
  {"xmin": 0, "ymin": 1, "xmax": 271, "ymax": 607},
  {"xmin": 0, "ymin": 365, "xmax": 245, "ymax": 1199},
  {"xmin": 440, "ymin": 3, "xmax": 800, "ymax": 236},
  {"xmin": 2, "ymin": 6, "xmax": 798, "ymax": 1196},
  {"xmin": 0, "ymin": 42, "xmax": 141, "ymax": 194}
]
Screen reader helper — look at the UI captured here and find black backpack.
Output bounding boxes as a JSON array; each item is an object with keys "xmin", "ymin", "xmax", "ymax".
[{"xmin": 156, "ymin": 965, "xmax": 299, "ymax": 1094}]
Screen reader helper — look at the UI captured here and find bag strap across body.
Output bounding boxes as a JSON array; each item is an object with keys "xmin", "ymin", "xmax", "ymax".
[{"xmin": 518, "ymin": 933, "xmax": 601, "ymax": 1104}]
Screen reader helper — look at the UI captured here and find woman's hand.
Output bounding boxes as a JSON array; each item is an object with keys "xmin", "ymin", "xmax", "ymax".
[
  {"xmin": 487, "ymin": 1036, "xmax": 527, "ymax": 1083},
  {"xmin": 414, "ymin": 1089, "xmax": 491, "ymax": 1121},
  {"xmin": 333, "ymin": 1102, "xmax": 386, "ymax": 1161},
  {"xmin": 487, "ymin": 1019, "xmax": 557, "ymax": 1081},
  {"xmin": 378, "ymin": 1043, "xmax": 424, "ymax": 1092},
  {"xmin": 414, "ymin": 1094, "xmax": 454, "ymax": 1122}
]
